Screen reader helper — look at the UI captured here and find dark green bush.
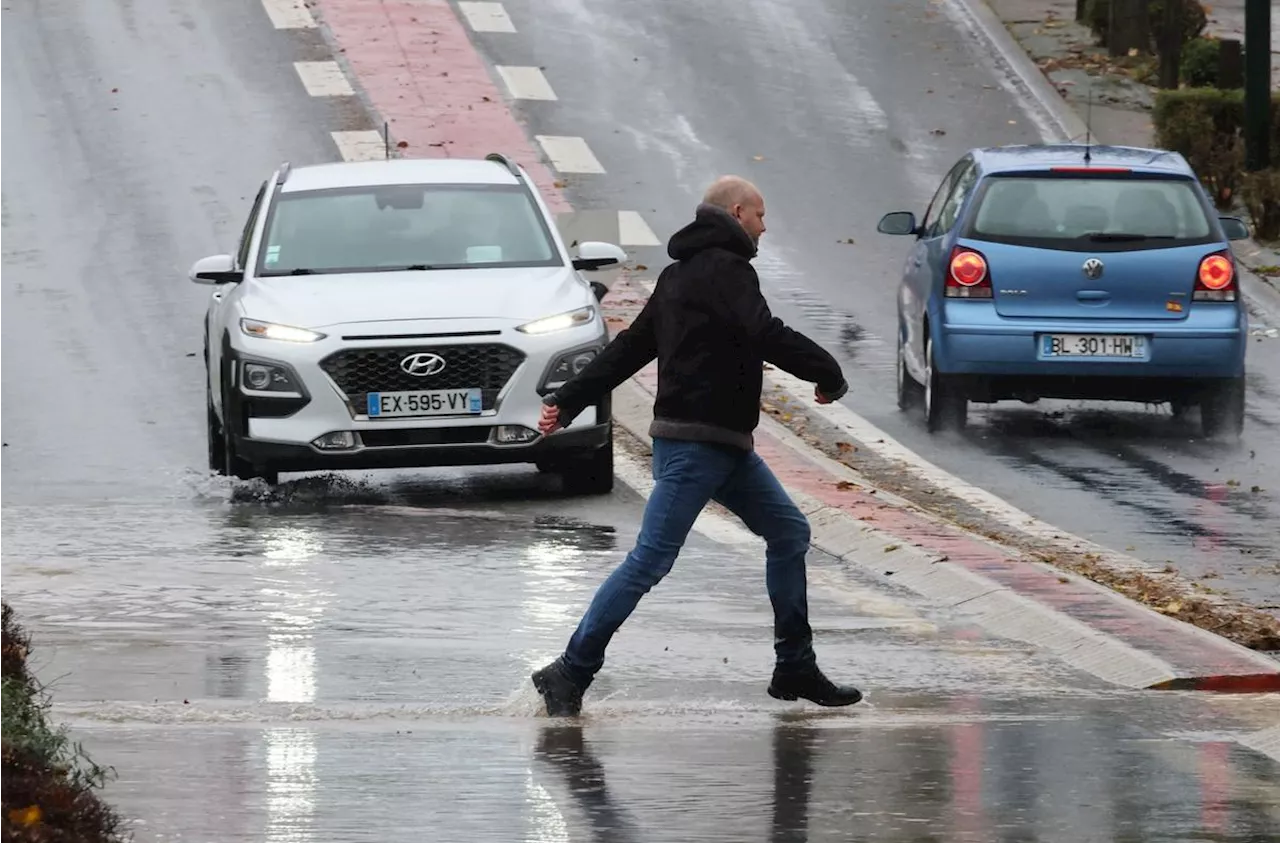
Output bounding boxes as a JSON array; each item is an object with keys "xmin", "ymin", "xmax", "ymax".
[
  {"xmin": 1086, "ymin": 0, "xmax": 1208, "ymax": 52},
  {"xmin": 1241, "ymin": 170, "xmax": 1280, "ymax": 241},
  {"xmin": 1179, "ymin": 35, "xmax": 1220, "ymax": 87},
  {"xmin": 1153, "ymin": 88, "xmax": 1247, "ymax": 207}
]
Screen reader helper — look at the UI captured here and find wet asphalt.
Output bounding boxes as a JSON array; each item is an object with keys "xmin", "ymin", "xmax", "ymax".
[
  {"xmin": 2, "ymin": 0, "xmax": 1280, "ymax": 839},
  {"xmin": 489, "ymin": 0, "xmax": 1280, "ymax": 613}
]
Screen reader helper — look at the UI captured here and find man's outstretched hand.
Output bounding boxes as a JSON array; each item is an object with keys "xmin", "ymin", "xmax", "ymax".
[
  {"xmin": 814, "ymin": 380, "xmax": 848, "ymax": 405},
  {"xmin": 538, "ymin": 403, "xmax": 563, "ymax": 435}
]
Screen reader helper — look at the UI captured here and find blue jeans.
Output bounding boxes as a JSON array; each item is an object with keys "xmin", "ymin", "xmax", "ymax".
[{"xmin": 560, "ymin": 437, "xmax": 816, "ymax": 686}]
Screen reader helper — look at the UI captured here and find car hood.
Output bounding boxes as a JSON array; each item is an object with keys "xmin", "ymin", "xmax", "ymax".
[{"xmin": 237, "ymin": 266, "xmax": 590, "ymax": 329}]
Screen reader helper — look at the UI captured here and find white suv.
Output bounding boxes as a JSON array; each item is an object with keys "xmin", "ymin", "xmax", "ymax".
[{"xmin": 193, "ymin": 153, "xmax": 627, "ymax": 493}]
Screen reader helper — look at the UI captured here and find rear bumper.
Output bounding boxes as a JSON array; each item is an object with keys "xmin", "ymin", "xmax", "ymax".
[{"xmin": 936, "ymin": 308, "xmax": 1247, "ymax": 380}]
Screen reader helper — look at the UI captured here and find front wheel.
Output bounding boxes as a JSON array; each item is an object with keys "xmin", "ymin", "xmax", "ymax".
[
  {"xmin": 924, "ymin": 336, "xmax": 967, "ymax": 433},
  {"xmin": 219, "ymin": 376, "xmax": 279, "ymax": 485},
  {"xmin": 1200, "ymin": 377, "xmax": 1245, "ymax": 440}
]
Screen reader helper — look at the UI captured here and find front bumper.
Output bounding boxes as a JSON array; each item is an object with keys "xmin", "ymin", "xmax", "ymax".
[
  {"xmin": 224, "ymin": 317, "xmax": 611, "ymax": 471},
  {"xmin": 236, "ymin": 419, "xmax": 611, "ymax": 472}
]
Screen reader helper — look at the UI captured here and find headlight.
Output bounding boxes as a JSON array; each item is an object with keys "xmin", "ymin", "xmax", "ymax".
[
  {"xmin": 240, "ymin": 318, "xmax": 327, "ymax": 343},
  {"xmin": 515, "ymin": 306, "xmax": 596, "ymax": 335},
  {"xmin": 241, "ymin": 360, "xmax": 302, "ymax": 394},
  {"xmin": 541, "ymin": 348, "xmax": 598, "ymax": 391}
]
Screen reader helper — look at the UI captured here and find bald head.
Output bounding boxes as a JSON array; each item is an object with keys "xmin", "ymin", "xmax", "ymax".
[{"xmin": 702, "ymin": 175, "xmax": 767, "ymax": 245}]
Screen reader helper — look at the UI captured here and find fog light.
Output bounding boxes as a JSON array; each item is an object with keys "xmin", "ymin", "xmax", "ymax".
[
  {"xmin": 494, "ymin": 425, "xmax": 539, "ymax": 444},
  {"xmin": 312, "ymin": 431, "xmax": 357, "ymax": 450},
  {"xmin": 244, "ymin": 363, "xmax": 273, "ymax": 390}
]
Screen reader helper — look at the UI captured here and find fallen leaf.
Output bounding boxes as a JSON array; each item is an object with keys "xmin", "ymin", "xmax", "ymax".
[
  {"xmin": 839, "ymin": 237, "xmax": 856, "ymax": 244},
  {"xmin": 634, "ymin": 264, "xmax": 648, "ymax": 271},
  {"xmin": 836, "ymin": 441, "xmax": 855, "ymax": 453},
  {"xmin": 482, "ymin": 95, "xmax": 492, "ymax": 102},
  {"xmin": 8, "ymin": 806, "xmax": 40, "ymax": 827},
  {"xmin": 836, "ymin": 480, "xmax": 856, "ymax": 490},
  {"xmin": 396, "ymin": 140, "xmax": 409, "ymax": 149},
  {"xmin": 1158, "ymin": 600, "xmax": 1183, "ymax": 614},
  {"xmin": 884, "ymin": 544, "xmax": 900, "ymax": 553},
  {"xmin": 553, "ymin": 180, "xmax": 568, "ymax": 188},
  {"xmin": 110, "ymin": 87, "xmax": 119, "ymax": 93},
  {"xmin": 753, "ymin": 155, "xmax": 765, "ymax": 162},
  {"xmin": 1058, "ymin": 576, "xmax": 1070, "ymax": 584}
]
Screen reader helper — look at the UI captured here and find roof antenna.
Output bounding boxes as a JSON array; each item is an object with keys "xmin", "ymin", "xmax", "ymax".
[{"xmin": 1083, "ymin": 81, "xmax": 1094, "ymax": 164}]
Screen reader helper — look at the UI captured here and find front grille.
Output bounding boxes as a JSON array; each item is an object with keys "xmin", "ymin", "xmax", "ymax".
[
  {"xmin": 320, "ymin": 344, "xmax": 525, "ymax": 413},
  {"xmin": 360, "ymin": 427, "xmax": 492, "ymax": 448}
]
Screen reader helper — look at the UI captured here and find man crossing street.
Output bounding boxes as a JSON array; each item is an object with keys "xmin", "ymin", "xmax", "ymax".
[{"xmin": 531, "ymin": 175, "xmax": 863, "ymax": 716}]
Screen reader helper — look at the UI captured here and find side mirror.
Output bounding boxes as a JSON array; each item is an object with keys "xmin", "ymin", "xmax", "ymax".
[
  {"xmin": 572, "ymin": 241, "xmax": 627, "ymax": 272},
  {"xmin": 1219, "ymin": 216, "xmax": 1251, "ymax": 241},
  {"xmin": 877, "ymin": 211, "xmax": 919, "ymax": 236},
  {"xmin": 190, "ymin": 254, "xmax": 242, "ymax": 285}
]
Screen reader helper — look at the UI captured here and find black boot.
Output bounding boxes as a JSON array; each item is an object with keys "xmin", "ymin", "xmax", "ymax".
[
  {"xmin": 532, "ymin": 657, "xmax": 588, "ymax": 717},
  {"xmin": 768, "ymin": 664, "xmax": 862, "ymax": 707}
]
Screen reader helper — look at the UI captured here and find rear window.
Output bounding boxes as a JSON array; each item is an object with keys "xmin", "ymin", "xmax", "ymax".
[{"xmin": 962, "ymin": 174, "xmax": 1216, "ymax": 252}]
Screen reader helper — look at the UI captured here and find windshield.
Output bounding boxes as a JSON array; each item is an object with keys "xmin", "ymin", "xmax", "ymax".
[
  {"xmin": 256, "ymin": 183, "xmax": 562, "ymax": 275},
  {"xmin": 962, "ymin": 174, "xmax": 1216, "ymax": 252}
]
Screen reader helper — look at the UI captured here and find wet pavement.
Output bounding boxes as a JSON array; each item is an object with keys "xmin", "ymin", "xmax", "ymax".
[{"xmin": 3, "ymin": 0, "xmax": 1280, "ymax": 837}]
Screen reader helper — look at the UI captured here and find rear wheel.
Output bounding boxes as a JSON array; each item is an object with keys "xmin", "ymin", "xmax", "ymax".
[
  {"xmin": 896, "ymin": 333, "xmax": 925, "ymax": 411},
  {"xmin": 559, "ymin": 431, "xmax": 615, "ymax": 495},
  {"xmin": 924, "ymin": 336, "xmax": 967, "ymax": 432},
  {"xmin": 1200, "ymin": 377, "xmax": 1245, "ymax": 440}
]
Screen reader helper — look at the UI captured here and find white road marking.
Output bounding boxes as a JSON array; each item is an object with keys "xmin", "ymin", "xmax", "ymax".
[
  {"xmin": 535, "ymin": 135, "xmax": 605, "ymax": 174},
  {"xmin": 293, "ymin": 62, "xmax": 355, "ymax": 97},
  {"xmin": 617, "ymin": 211, "xmax": 661, "ymax": 247},
  {"xmin": 495, "ymin": 66, "xmax": 556, "ymax": 101},
  {"xmin": 261, "ymin": 0, "xmax": 316, "ymax": 29},
  {"xmin": 331, "ymin": 131, "xmax": 387, "ymax": 162},
  {"xmin": 457, "ymin": 1, "xmax": 516, "ymax": 33}
]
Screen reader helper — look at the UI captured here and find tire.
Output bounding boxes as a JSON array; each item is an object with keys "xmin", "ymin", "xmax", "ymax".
[
  {"xmin": 896, "ymin": 332, "xmax": 925, "ymax": 411},
  {"xmin": 924, "ymin": 336, "xmax": 967, "ymax": 433},
  {"xmin": 218, "ymin": 350, "xmax": 279, "ymax": 485},
  {"xmin": 207, "ymin": 398, "xmax": 227, "ymax": 472},
  {"xmin": 559, "ymin": 432, "xmax": 615, "ymax": 495},
  {"xmin": 1200, "ymin": 377, "xmax": 1245, "ymax": 440}
]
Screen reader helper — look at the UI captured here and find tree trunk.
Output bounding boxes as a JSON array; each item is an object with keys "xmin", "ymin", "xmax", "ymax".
[{"xmin": 1108, "ymin": 0, "xmax": 1150, "ymax": 57}]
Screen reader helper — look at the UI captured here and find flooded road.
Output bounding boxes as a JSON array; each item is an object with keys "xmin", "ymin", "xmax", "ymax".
[{"xmin": 7, "ymin": 474, "xmax": 1280, "ymax": 841}]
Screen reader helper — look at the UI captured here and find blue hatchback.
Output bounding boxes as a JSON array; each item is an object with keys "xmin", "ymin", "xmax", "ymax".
[{"xmin": 877, "ymin": 143, "xmax": 1251, "ymax": 439}]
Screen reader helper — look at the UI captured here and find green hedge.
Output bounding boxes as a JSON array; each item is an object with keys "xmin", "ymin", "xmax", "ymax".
[{"xmin": 1152, "ymin": 88, "xmax": 1280, "ymax": 237}]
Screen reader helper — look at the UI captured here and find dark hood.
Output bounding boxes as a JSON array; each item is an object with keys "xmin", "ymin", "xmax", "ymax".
[{"xmin": 667, "ymin": 203, "xmax": 757, "ymax": 261}]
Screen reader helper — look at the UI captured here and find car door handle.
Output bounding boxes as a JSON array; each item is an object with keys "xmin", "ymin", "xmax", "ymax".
[{"xmin": 1077, "ymin": 290, "xmax": 1110, "ymax": 301}]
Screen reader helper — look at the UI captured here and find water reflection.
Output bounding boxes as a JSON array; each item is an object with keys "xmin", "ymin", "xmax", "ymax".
[
  {"xmin": 264, "ymin": 728, "xmax": 318, "ymax": 843},
  {"xmin": 532, "ymin": 725, "xmax": 641, "ymax": 843},
  {"xmin": 771, "ymin": 721, "xmax": 818, "ymax": 843}
]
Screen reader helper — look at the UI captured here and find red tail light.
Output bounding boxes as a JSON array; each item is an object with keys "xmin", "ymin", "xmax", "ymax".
[
  {"xmin": 946, "ymin": 247, "xmax": 992, "ymax": 298},
  {"xmin": 1194, "ymin": 251, "xmax": 1236, "ymax": 301}
]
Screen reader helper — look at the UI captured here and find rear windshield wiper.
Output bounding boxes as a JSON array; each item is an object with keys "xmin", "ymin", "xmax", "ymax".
[{"xmin": 1079, "ymin": 232, "xmax": 1176, "ymax": 242}]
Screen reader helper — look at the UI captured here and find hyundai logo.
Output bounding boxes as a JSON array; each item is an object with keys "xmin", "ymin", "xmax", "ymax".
[
  {"xmin": 1082, "ymin": 258, "xmax": 1104, "ymax": 280},
  {"xmin": 400, "ymin": 352, "xmax": 447, "ymax": 377}
]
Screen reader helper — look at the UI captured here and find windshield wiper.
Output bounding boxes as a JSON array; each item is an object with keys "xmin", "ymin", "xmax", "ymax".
[{"xmin": 1079, "ymin": 232, "xmax": 1176, "ymax": 242}]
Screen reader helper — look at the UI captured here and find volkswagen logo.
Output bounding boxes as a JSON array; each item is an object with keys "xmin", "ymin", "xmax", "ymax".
[
  {"xmin": 400, "ymin": 352, "xmax": 447, "ymax": 377},
  {"xmin": 1082, "ymin": 258, "xmax": 1104, "ymax": 280}
]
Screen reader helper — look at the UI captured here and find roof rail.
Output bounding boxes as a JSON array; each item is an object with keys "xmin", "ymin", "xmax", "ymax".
[
  {"xmin": 485, "ymin": 152, "xmax": 523, "ymax": 180},
  {"xmin": 275, "ymin": 162, "xmax": 292, "ymax": 186}
]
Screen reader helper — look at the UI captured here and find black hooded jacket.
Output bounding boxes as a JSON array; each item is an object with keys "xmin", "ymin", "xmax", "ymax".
[{"xmin": 547, "ymin": 203, "xmax": 848, "ymax": 450}]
